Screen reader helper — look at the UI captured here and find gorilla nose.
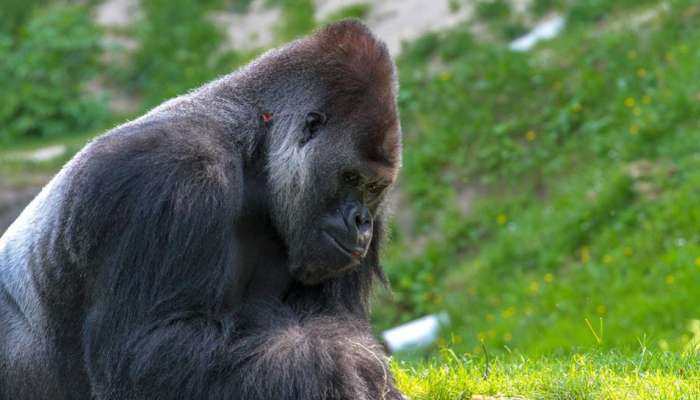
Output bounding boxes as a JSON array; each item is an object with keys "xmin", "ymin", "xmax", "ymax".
[
  {"xmin": 324, "ymin": 203, "xmax": 373, "ymax": 259},
  {"xmin": 348, "ymin": 204, "xmax": 372, "ymax": 233},
  {"xmin": 345, "ymin": 204, "xmax": 373, "ymax": 252}
]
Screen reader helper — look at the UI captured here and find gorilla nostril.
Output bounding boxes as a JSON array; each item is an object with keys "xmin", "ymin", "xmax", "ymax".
[
  {"xmin": 353, "ymin": 208, "xmax": 371, "ymax": 230},
  {"xmin": 342, "ymin": 203, "xmax": 372, "ymax": 234}
]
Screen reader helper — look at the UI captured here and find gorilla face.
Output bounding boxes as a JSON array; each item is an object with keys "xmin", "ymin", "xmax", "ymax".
[
  {"xmin": 268, "ymin": 101, "xmax": 400, "ymax": 285},
  {"xmin": 263, "ymin": 22, "xmax": 401, "ymax": 285}
]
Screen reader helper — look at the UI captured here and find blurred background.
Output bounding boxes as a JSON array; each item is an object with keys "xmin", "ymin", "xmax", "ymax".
[{"xmin": 1, "ymin": 0, "xmax": 700, "ymax": 361}]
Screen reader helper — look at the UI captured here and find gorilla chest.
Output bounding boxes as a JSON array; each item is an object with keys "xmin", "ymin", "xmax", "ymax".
[{"xmin": 223, "ymin": 216, "xmax": 292, "ymax": 307}]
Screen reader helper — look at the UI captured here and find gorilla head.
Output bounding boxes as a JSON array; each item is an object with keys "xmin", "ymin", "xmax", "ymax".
[{"xmin": 262, "ymin": 22, "xmax": 401, "ymax": 284}]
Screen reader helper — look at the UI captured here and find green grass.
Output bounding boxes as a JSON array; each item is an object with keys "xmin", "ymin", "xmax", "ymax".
[{"xmin": 394, "ymin": 351, "xmax": 700, "ymax": 399}]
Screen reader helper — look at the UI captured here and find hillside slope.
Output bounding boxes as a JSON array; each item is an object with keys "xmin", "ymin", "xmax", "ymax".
[{"xmin": 376, "ymin": 0, "xmax": 700, "ymax": 357}]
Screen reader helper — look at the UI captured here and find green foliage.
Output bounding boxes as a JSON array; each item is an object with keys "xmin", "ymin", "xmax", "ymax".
[
  {"xmin": 376, "ymin": 0, "xmax": 700, "ymax": 358},
  {"xmin": 566, "ymin": 0, "xmax": 661, "ymax": 26},
  {"xmin": 270, "ymin": 0, "xmax": 316, "ymax": 41},
  {"xmin": 0, "ymin": 4, "xmax": 106, "ymax": 142},
  {"xmin": 321, "ymin": 3, "xmax": 372, "ymax": 24},
  {"xmin": 475, "ymin": 0, "xmax": 512, "ymax": 20},
  {"xmin": 530, "ymin": 0, "xmax": 563, "ymax": 17},
  {"xmin": 474, "ymin": 0, "xmax": 527, "ymax": 39},
  {"xmin": 121, "ymin": 0, "xmax": 242, "ymax": 108},
  {"xmin": 0, "ymin": 0, "xmax": 43, "ymax": 35}
]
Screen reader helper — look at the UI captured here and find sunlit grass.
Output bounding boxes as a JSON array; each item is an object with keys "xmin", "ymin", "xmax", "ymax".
[{"xmin": 395, "ymin": 351, "xmax": 700, "ymax": 399}]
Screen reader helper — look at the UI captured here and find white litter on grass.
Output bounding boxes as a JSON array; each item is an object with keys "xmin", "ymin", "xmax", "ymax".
[
  {"xmin": 29, "ymin": 145, "xmax": 67, "ymax": 162},
  {"xmin": 510, "ymin": 15, "xmax": 566, "ymax": 52},
  {"xmin": 382, "ymin": 312, "xmax": 449, "ymax": 353}
]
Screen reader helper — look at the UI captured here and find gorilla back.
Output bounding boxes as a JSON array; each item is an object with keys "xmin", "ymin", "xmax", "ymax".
[{"xmin": 0, "ymin": 21, "xmax": 403, "ymax": 400}]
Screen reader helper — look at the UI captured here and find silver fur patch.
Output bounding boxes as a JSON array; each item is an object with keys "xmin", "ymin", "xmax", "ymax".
[{"xmin": 266, "ymin": 118, "xmax": 312, "ymax": 234}]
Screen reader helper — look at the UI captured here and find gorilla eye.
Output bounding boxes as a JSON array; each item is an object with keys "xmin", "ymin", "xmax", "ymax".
[
  {"xmin": 300, "ymin": 112, "xmax": 327, "ymax": 145},
  {"xmin": 367, "ymin": 182, "xmax": 387, "ymax": 195},
  {"xmin": 306, "ymin": 112, "xmax": 326, "ymax": 132},
  {"xmin": 342, "ymin": 171, "xmax": 361, "ymax": 187}
]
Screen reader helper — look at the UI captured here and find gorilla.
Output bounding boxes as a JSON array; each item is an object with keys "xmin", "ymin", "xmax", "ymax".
[{"xmin": 0, "ymin": 21, "xmax": 404, "ymax": 400}]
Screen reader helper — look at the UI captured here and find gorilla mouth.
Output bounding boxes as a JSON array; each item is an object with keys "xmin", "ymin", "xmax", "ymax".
[{"xmin": 323, "ymin": 231, "xmax": 364, "ymax": 260}]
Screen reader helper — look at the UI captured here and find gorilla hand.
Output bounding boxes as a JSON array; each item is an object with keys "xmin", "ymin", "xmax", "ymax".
[{"xmin": 235, "ymin": 305, "xmax": 402, "ymax": 400}]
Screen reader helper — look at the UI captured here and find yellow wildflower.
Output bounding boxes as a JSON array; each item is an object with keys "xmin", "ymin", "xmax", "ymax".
[
  {"xmin": 451, "ymin": 334, "xmax": 463, "ymax": 345},
  {"xmin": 666, "ymin": 274, "xmax": 675, "ymax": 285},
  {"xmin": 624, "ymin": 97, "xmax": 636, "ymax": 108},
  {"xmin": 501, "ymin": 307, "xmax": 515, "ymax": 319},
  {"xmin": 529, "ymin": 281, "xmax": 540, "ymax": 293},
  {"xmin": 544, "ymin": 273, "xmax": 554, "ymax": 283},
  {"xmin": 526, "ymin": 130, "xmax": 537, "ymax": 141},
  {"xmin": 580, "ymin": 246, "xmax": 591, "ymax": 263},
  {"xmin": 497, "ymin": 214, "xmax": 508, "ymax": 225}
]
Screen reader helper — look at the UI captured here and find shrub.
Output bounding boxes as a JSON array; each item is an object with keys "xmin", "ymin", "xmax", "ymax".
[
  {"xmin": 121, "ymin": 0, "xmax": 238, "ymax": 108},
  {"xmin": 0, "ymin": 4, "xmax": 106, "ymax": 141}
]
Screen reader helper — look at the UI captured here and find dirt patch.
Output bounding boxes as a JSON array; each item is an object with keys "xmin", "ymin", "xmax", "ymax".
[
  {"xmin": 316, "ymin": 0, "xmax": 471, "ymax": 54},
  {"xmin": 210, "ymin": 0, "xmax": 282, "ymax": 51}
]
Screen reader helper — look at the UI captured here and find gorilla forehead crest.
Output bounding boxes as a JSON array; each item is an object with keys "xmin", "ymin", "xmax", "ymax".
[{"xmin": 307, "ymin": 21, "xmax": 401, "ymax": 167}]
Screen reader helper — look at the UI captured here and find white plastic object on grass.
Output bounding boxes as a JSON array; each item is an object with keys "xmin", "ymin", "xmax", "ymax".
[
  {"xmin": 510, "ymin": 15, "xmax": 566, "ymax": 52},
  {"xmin": 381, "ymin": 312, "xmax": 449, "ymax": 353}
]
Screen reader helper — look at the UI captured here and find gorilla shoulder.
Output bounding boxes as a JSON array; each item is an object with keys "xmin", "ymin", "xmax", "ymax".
[{"xmin": 59, "ymin": 113, "xmax": 250, "ymax": 267}]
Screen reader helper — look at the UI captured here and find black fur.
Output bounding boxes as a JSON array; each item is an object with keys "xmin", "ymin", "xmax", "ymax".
[{"xmin": 0, "ymin": 21, "xmax": 403, "ymax": 400}]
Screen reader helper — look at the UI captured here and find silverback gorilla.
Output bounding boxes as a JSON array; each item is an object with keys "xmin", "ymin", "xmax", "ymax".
[{"xmin": 0, "ymin": 21, "xmax": 404, "ymax": 400}]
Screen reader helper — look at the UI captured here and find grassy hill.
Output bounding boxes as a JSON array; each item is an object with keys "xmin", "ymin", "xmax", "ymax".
[{"xmin": 375, "ymin": 0, "xmax": 700, "ymax": 360}]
